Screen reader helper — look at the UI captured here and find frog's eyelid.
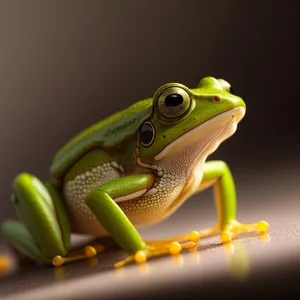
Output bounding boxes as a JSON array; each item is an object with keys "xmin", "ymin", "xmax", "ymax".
[{"xmin": 153, "ymin": 83, "xmax": 190, "ymax": 100}]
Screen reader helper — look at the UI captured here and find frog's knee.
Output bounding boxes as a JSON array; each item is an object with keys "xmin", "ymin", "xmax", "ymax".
[
  {"xmin": 218, "ymin": 161, "xmax": 229, "ymax": 172},
  {"xmin": 205, "ymin": 160, "xmax": 229, "ymax": 172},
  {"xmin": 12, "ymin": 173, "xmax": 48, "ymax": 207},
  {"xmin": 13, "ymin": 172, "xmax": 31, "ymax": 188},
  {"xmin": 13, "ymin": 173, "xmax": 40, "ymax": 193}
]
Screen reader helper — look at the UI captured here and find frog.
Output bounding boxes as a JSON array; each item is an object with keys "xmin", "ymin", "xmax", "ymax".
[{"xmin": 1, "ymin": 77, "xmax": 268, "ymax": 268}]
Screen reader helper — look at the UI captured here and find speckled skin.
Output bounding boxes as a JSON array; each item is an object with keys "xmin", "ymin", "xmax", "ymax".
[
  {"xmin": 65, "ymin": 165, "xmax": 184, "ymax": 235},
  {"xmin": 64, "ymin": 162, "xmax": 121, "ymax": 235}
]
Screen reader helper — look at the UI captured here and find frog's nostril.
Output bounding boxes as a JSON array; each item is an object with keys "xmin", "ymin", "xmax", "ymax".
[{"xmin": 213, "ymin": 95, "xmax": 221, "ymax": 102}]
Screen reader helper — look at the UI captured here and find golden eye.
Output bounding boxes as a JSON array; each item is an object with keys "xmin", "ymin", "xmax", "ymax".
[
  {"xmin": 156, "ymin": 86, "xmax": 191, "ymax": 120},
  {"xmin": 140, "ymin": 122, "xmax": 155, "ymax": 147}
]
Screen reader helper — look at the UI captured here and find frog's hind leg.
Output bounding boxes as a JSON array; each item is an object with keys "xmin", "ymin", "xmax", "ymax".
[
  {"xmin": 1, "ymin": 219, "xmax": 46, "ymax": 264},
  {"xmin": 1, "ymin": 173, "xmax": 96, "ymax": 267}
]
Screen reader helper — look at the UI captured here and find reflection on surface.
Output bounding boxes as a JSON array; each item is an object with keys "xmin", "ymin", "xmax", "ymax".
[
  {"xmin": 114, "ymin": 265, "xmax": 125, "ymax": 278},
  {"xmin": 0, "ymin": 256, "xmax": 10, "ymax": 274},
  {"xmin": 53, "ymin": 266, "xmax": 65, "ymax": 281},
  {"xmin": 0, "ymin": 231, "xmax": 272, "ymax": 298},
  {"xmin": 88, "ymin": 256, "xmax": 100, "ymax": 267},
  {"xmin": 224, "ymin": 233, "xmax": 270, "ymax": 281},
  {"xmin": 0, "ymin": 254, "xmax": 17, "ymax": 279},
  {"xmin": 138, "ymin": 262, "xmax": 151, "ymax": 275},
  {"xmin": 171, "ymin": 253, "xmax": 184, "ymax": 267},
  {"xmin": 223, "ymin": 242, "xmax": 249, "ymax": 281},
  {"xmin": 188, "ymin": 247, "xmax": 201, "ymax": 264}
]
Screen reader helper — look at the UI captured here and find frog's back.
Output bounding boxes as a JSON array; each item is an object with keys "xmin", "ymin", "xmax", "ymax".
[{"xmin": 50, "ymin": 99, "xmax": 153, "ymax": 182}]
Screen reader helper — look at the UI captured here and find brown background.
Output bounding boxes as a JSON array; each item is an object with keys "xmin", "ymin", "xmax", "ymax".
[
  {"xmin": 0, "ymin": 1, "xmax": 299, "ymax": 221},
  {"xmin": 0, "ymin": 0, "xmax": 299, "ymax": 298}
]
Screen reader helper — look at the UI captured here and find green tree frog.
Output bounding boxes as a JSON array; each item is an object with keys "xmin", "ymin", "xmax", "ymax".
[{"xmin": 1, "ymin": 77, "xmax": 268, "ymax": 268}]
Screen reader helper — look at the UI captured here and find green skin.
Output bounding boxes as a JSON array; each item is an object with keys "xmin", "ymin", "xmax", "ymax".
[{"xmin": 1, "ymin": 77, "xmax": 268, "ymax": 266}]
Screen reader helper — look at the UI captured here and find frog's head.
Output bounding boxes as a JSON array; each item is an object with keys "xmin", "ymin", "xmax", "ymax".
[{"xmin": 137, "ymin": 77, "xmax": 245, "ymax": 176}]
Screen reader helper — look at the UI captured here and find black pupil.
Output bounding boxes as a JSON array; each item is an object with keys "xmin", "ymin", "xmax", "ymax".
[
  {"xmin": 165, "ymin": 94, "xmax": 183, "ymax": 107},
  {"xmin": 140, "ymin": 124, "xmax": 153, "ymax": 145}
]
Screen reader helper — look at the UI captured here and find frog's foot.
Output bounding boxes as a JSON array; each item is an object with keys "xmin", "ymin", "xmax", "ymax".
[
  {"xmin": 52, "ymin": 245, "xmax": 98, "ymax": 267},
  {"xmin": 143, "ymin": 227, "xmax": 219, "ymax": 247},
  {"xmin": 220, "ymin": 220, "xmax": 269, "ymax": 243},
  {"xmin": 114, "ymin": 241, "xmax": 196, "ymax": 268}
]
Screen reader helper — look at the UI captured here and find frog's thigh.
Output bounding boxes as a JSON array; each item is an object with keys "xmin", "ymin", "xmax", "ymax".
[
  {"xmin": 85, "ymin": 173, "xmax": 155, "ymax": 254},
  {"xmin": 201, "ymin": 160, "xmax": 237, "ymax": 226},
  {"xmin": 1, "ymin": 173, "xmax": 70, "ymax": 264}
]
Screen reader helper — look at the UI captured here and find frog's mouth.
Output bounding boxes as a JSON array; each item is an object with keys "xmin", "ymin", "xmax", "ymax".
[{"xmin": 154, "ymin": 106, "xmax": 245, "ymax": 174}]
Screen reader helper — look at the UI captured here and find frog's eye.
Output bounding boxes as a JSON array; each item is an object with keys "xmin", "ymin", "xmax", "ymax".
[
  {"xmin": 140, "ymin": 122, "xmax": 155, "ymax": 147},
  {"xmin": 156, "ymin": 86, "xmax": 191, "ymax": 120}
]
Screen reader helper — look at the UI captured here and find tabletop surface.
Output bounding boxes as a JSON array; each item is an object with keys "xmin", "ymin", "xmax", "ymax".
[{"xmin": 0, "ymin": 164, "xmax": 299, "ymax": 299}]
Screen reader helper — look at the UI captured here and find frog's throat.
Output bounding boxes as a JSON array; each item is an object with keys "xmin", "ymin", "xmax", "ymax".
[
  {"xmin": 135, "ymin": 106, "xmax": 245, "ymax": 177},
  {"xmin": 154, "ymin": 106, "xmax": 246, "ymax": 161}
]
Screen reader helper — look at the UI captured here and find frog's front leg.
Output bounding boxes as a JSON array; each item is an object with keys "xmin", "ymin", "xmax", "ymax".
[
  {"xmin": 199, "ymin": 160, "xmax": 269, "ymax": 242},
  {"xmin": 85, "ymin": 173, "xmax": 195, "ymax": 268}
]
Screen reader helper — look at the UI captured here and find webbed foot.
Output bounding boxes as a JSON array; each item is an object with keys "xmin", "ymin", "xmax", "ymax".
[
  {"xmin": 220, "ymin": 220, "xmax": 269, "ymax": 243},
  {"xmin": 114, "ymin": 240, "xmax": 196, "ymax": 268},
  {"xmin": 52, "ymin": 245, "xmax": 97, "ymax": 267}
]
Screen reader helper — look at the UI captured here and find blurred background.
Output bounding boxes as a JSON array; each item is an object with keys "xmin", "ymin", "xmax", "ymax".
[
  {"xmin": 0, "ymin": 0, "xmax": 299, "ymax": 219},
  {"xmin": 0, "ymin": 0, "xmax": 299, "ymax": 298}
]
